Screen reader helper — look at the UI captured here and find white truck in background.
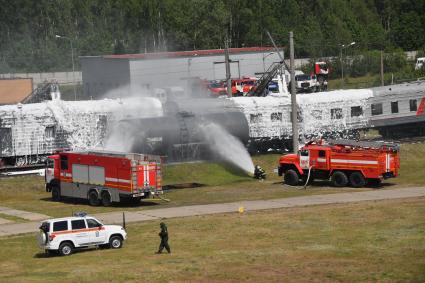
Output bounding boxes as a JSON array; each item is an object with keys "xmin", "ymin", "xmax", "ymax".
[
  {"xmin": 415, "ymin": 57, "xmax": 425, "ymax": 70},
  {"xmin": 294, "ymin": 73, "xmax": 318, "ymax": 93}
]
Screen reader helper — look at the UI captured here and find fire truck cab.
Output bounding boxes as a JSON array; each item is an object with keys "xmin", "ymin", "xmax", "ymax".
[
  {"xmin": 278, "ymin": 140, "xmax": 399, "ymax": 187},
  {"xmin": 45, "ymin": 150, "xmax": 162, "ymax": 206}
]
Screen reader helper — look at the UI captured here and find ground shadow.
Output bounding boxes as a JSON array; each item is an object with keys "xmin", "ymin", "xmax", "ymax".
[
  {"xmin": 39, "ymin": 197, "xmax": 160, "ymax": 208},
  {"xmin": 34, "ymin": 246, "xmax": 103, "ymax": 258},
  {"xmin": 272, "ymin": 180, "xmax": 397, "ymax": 189},
  {"xmin": 163, "ymin": 183, "xmax": 205, "ymax": 191}
]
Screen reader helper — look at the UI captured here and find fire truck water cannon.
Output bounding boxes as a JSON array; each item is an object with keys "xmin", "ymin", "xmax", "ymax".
[
  {"xmin": 277, "ymin": 139, "xmax": 400, "ymax": 188},
  {"xmin": 45, "ymin": 150, "xmax": 163, "ymax": 206}
]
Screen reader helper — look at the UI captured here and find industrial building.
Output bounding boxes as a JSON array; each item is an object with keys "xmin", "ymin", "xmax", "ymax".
[{"xmin": 80, "ymin": 47, "xmax": 287, "ymax": 99}]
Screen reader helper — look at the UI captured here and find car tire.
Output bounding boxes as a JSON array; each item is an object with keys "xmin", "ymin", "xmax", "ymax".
[
  {"xmin": 101, "ymin": 191, "xmax": 112, "ymax": 207},
  {"xmin": 331, "ymin": 171, "xmax": 348, "ymax": 187},
  {"xmin": 58, "ymin": 242, "xmax": 73, "ymax": 256},
  {"xmin": 349, "ymin": 172, "xmax": 366, "ymax": 188},
  {"xmin": 51, "ymin": 186, "xmax": 61, "ymax": 201},
  {"xmin": 88, "ymin": 191, "xmax": 100, "ymax": 206},
  {"xmin": 109, "ymin": 236, "xmax": 123, "ymax": 249},
  {"xmin": 284, "ymin": 169, "xmax": 299, "ymax": 186}
]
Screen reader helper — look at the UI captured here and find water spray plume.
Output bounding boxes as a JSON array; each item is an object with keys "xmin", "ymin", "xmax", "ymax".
[{"xmin": 201, "ymin": 122, "xmax": 254, "ymax": 174}]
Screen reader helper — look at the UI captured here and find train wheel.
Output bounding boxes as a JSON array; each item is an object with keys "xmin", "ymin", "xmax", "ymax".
[
  {"xmin": 88, "ymin": 191, "xmax": 100, "ymax": 206},
  {"xmin": 331, "ymin": 171, "xmax": 348, "ymax": 187},
  {"xmin": 284, "ymin": 169, "xmax": 299, "ymax": 186},
  {"xmin": 349, "ymin": 172, "xmax": 366, "ymax": 188},
  {"xmin": 15, "ymin": 157, "xmax": 25, "ymax": 167}
]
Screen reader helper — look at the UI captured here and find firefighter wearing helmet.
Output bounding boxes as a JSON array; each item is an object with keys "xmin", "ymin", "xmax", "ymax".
[
  {"xmin": 156, "ymin": 222, "xmax": 171, "ymax": 254},
  {"xmin": 254, "ymin": 165, "xmax": 266, "ymax": 180}
]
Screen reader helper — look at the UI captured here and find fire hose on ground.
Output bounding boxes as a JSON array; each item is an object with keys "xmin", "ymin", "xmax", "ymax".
[{"xmin": 303, "ymin": 165, "xmax": 314, "ymax": 189}]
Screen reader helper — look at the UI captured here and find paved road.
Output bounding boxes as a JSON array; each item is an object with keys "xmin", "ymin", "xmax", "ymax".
[{"xmin": 0, "ymin": 187, "xmax": 424, "ymax": 237}]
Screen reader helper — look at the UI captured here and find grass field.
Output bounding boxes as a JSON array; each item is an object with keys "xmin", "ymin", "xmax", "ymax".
[
  {"xmin": 1, "ymin": 142, "xmax": 425, "ymax": 219},
  {"xmin": 0, "ymin": 198, "xmax": 424, "ymax": 282}
]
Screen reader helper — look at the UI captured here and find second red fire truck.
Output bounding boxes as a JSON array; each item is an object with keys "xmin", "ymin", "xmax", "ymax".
[
  {"xmin": 278, "ymin": 140, "xmax": 400, "ymax": 187},
  {"xmin": 45, "ymin": 150, "xmax": 162, "ymax": 206}
]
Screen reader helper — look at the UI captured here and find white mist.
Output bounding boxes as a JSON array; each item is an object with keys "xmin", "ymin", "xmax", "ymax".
[{"xmin": 200, "ymin": 122, "xmax": 254, "ymax": 174}]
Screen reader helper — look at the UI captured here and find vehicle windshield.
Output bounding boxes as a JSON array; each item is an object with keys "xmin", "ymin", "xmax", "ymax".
[
  {"xmin": 46, "ymin": 158, "xmax": 54, "ymax": 169},
  {"xmin": 296, "ymin": 75, "xmax": 311, "ymax": 81}
]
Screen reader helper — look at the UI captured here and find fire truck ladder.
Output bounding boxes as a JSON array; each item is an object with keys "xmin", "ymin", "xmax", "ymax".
[
  {"xmin": 328, "ymin": 139, "xmax": 400, "ymax": 151},
  {"xmin": 247, "ymin": 61, "xmax": 285, "ymax": 97}
]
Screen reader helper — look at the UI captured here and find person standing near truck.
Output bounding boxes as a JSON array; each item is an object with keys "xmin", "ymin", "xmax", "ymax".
[{"xmin": 156, "ymin": 222, "xmax": 171, "ymax": 254}]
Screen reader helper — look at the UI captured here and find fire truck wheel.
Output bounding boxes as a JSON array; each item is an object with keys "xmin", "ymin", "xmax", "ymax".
[
  {"xmin": 51, "ymin": 186, "xmax": 61, "ymax": 201},
  {"xmin": 101, "ymin": 192, "xmax": 112, "ymax": 207},
  {"xmin": 349, "ymin": 172, "xmax": 366, "ymax": 188},
  {"xmin": 109, "ymin": 236, "xmax": 123, "ymax": 249},
  {"xmin": 284, "ymin": 169, "xmax": 300, "ymax": 186},
  {"xmin": 58, "ymin": 242, "xmax": 74, "ymax": 256},
  {"xmin": 88, "ymin": 191, "xmax": 100, "ymax": 206},
  {"xmin": 331, "ymin": 171, "xmax": 348, "ymax": 187}
]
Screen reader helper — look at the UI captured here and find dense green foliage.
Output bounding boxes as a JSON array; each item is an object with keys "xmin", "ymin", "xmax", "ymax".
[{"xmin": 0, "ymin": 0, "xmax": 424, "ymax": 72}]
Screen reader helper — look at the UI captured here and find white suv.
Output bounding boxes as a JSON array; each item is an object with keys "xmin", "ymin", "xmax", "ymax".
[{"xmin": 37, "ymin": 213, "xmax": 127, "ymax": 256}]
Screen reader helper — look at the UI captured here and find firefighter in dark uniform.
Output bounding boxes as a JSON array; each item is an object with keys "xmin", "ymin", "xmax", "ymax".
[
  {"xmin": 254, "ymin": 165, "xmax": 266, "ymax": 180},
  {"xmin": 156, "ymin": 222, "xmax": 171, "ymax": 254}
]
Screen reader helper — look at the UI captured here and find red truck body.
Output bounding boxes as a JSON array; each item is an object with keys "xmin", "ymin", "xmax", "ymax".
[
  {"xmin": 45, "ymin": 150, "xmax": 162, "ymax": 206},
  {"xmin": 278, "ymin": 140, "xmax": 400, "ymax": 187}
]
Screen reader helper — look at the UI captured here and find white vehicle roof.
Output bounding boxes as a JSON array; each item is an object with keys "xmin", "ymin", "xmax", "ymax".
[{"xmin": 42, "ymin": 215, "xmax": 99, "ymax": 223}]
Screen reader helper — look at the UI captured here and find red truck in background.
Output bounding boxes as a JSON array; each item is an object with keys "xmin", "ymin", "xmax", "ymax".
[
  {"xmin": 278, "ymin": 140, "xmax": 399, "ymax": 187},
  {"xmin": 45, "ymin": 150, "xmax": 162, "ymax": 206}
]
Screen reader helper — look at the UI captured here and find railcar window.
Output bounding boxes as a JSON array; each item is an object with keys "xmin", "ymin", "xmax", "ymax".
[
  {"xmin": 331, "ymin": 108, "xmax": 343, "ymax": 119},
  {"xmin": 45, "ymin": 126, "xmax": 55, "ymax": 138},
  {"xmin": 410, "ymin": 99, "xmax": 417, "ymax": 111},
  {"xmin": 271, "ymin": 112, "xmax": 282, "ymax": 121},
  {"xmin": 351, "ymin": 106, "xmax": 363, "ymax": 117},
  {"xmin": 371, "ymin": 103, "xmax": 383, "ymax": 115},
  {"xmin": 391, "ymin": 101, "xmax": 399, "ymax": 113},
  {"xmin": 250, "ymin": 113, "xmax": 262, "ymax": 123},
  {"xmin": 319, "ymin": 150, "xmax": 326, "ymax": 157},
  {"xmin": 60, "ymin": 155, "xmax": 68, "ymax": 170}
]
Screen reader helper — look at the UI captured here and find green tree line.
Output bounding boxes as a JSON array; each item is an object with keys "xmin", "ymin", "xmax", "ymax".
[{"xmin": 0, "ymin": 0, "xmax": 424, "ymax": 73}]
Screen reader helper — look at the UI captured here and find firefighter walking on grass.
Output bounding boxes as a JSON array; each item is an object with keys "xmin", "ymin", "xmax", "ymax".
[{"xmin": 156, "ymin": 222, "xmax": 171, "ymax": 254}]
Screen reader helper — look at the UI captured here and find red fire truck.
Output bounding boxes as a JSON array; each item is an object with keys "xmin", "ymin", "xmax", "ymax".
[
  {"xmin": 278, "ymin": 140, "xmax": 400, "ymax": 187},
  {"xmin": 45, "ymin": 150, "xmax": 162, "ymax": 206}
]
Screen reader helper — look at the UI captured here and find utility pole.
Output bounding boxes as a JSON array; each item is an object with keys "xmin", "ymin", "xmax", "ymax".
[
  {"xmin": 380, "ymin": 50, "xmax": 384, "ymax": 86},
  {"xmin": 224, "ymin": 37, "xmax": 232, "ymax": 98},
  {"xmin": 289, "ymin": 31, "xmax": 298, "ymax": 152}
]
